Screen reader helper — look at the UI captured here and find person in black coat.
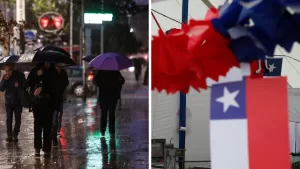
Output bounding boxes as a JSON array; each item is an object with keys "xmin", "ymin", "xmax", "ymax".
[
  {"xmin": 52, "ymin": 64, "xmax": 69, "ymax": 145},
  {"xmin": 0, "ymin": 64, "xmax": 25, "ymax": 142},
  {"xmin": 94, "ymin": 70, "xmax": 125, "ymax": 136},
  {"xmin": 26, "ymin": 62, "xmax": 58, "ymax": 157},
  {"xmin": 143, "ymin": 62, "xmax": 148, "ymax": 86},
  {"xmin": 133, "ymin": 58, "xmax": 143, "ymax": 83}
]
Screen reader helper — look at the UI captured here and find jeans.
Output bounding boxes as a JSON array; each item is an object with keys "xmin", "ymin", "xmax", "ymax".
[
  {"xmin": 33, "ymin": 99, "xmax": 54, "ymax": 152},
  {"xmin": 5, "ymin": 104, "xmax": 22, "ymax": 137}
]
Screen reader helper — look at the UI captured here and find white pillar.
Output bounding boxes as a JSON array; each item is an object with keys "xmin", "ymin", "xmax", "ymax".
[{"xmin": 16, "ymin": 0, "xmax": 25, "ymax": 23}]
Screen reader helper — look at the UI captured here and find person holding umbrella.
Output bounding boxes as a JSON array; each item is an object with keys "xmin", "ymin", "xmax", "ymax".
[
  {"xmin": 89, "ymin": 53, "xmax": 132, "ymax": 136},
  {"xmin": 26, "ymin": 62, "xmax": 58, "ymax": 156},
  {"xmin": 94, "ymin": 70, "xmax": 125, "ymax": 136},
  {"xmin": 0, "ymin": 63, "xmax": 25, "ymax": 142},
  {"xmin": 17, "ymin": 46, "xmax": 75, "ymax": 156}
]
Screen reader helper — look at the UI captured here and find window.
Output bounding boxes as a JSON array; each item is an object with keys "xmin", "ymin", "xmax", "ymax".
[
  {"xmin": 71, "ymin": 69, "xmax": 82, "ymax": 77},
  {"xmin": 66, "ymin": 68, "xmax": 82, "ymax": 77}
]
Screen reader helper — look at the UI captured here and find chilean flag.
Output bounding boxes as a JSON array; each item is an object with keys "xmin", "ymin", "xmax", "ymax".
[
  {"xmin": 249, "ymin": 58, "xmax": 283, "ymax": 77},
  {"xmin": 210, "ymin": 77, "xmax": 290, "ymax": 169}
]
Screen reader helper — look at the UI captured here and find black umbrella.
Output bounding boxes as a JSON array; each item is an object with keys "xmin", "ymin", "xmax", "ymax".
[
  {"xmin": 83, "ymin": 55, "xmax": 96, "ymax": 62},
  {"xmin": 39, "ymin": 45, "xmax": 71, "ymax": 57},
  {"xmin": 0, "ymin": 55, "xmax": 32, "ymax": 71},
  {"xmin": 0, "ymin": 55, "xmax": 20, "ymax": 64},
  {"xmin": 16, "ymin": 50, "xmax": 76, "ymax": 66}
]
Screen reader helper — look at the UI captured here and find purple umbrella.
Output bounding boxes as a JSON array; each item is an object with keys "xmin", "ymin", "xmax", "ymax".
[{"xmin": 89, "ymin": 53, "xmax": 133, "ymax": 70}]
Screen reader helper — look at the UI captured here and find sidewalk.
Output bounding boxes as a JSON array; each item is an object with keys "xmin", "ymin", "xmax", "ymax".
[{"xmin": 0, "ymin": 70, "xmax": 149, "ymax": 169}]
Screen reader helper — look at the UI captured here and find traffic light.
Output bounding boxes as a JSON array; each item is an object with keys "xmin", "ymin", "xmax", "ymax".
[
  {"xmin": 38, "ymin": 12, "xmax": 64, "ymax": 33},
  {"xmin": 53, "ymin": 16, "xmax": 63, "ymax": 29},
  {"xmin": 40, "ymin": 17, "xmax": 49, "ymax": 28}
]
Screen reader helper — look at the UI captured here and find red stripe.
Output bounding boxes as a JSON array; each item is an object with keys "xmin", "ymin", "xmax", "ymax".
[{"xmin": 246, "ymin": 77, "xmax": 291, "ymax": 169}]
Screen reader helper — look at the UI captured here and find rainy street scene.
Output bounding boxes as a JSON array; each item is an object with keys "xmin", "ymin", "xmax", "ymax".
[{"xmin": 0, "ymin": 0, "xmax": 148, "ymax": 168}]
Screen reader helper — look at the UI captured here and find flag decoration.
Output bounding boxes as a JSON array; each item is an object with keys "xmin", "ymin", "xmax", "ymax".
[
  {"xmin": 249, "ymin": 58, "xmax": 283, "ymax": 77},
  {"xmin": 264, "ymin": 58, "xmax": 283, "ymax": 76},
  {"xmin": 152, "ymin": 0, "xmax": 300, "ymax": 93},
  {"xmin": 210, "ymin": 77, "xmax": 290, "ymax": 169},
  {"xmin": 249, "ymin": 59, "xmax": 265, "ymax": 78}
]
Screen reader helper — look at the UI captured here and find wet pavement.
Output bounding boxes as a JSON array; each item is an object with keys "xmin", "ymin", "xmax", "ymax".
[{"xmin": 0, "ymin": 70, "xmax": 149, "ymax": 169}]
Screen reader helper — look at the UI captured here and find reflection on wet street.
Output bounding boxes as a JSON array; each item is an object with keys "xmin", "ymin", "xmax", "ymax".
[{"xmin": 0, "ymin": 71, "xmax": 148, "ymax": 169}]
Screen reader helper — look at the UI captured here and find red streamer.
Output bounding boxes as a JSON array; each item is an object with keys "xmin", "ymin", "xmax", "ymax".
[{"xmin": 152, "ymin": 7, "xmax": 240, "ymax": 94}]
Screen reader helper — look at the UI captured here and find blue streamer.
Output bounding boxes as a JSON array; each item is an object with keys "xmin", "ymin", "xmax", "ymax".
[{"xmin": 211, "ymin": 0, "xmax": 300, "ymax": 62}]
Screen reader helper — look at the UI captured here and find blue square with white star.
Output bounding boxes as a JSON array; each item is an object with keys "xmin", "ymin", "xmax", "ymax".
[
  {"xmin": 210, "ymin": 81, "xmax": 246, "ymax": 120},
  {"xmin": 264, "ymin": 58, "xmax": 282, "ymax": 76}
]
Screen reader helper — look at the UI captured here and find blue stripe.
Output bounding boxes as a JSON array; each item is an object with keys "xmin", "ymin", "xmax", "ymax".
[{"xmin": 179, "ymin": 2, "xmax": 188, "ymax": 168}]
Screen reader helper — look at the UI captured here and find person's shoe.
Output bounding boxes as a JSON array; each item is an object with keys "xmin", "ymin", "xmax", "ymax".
[
  {"xmin": 53, "ymin": 140, "xmax": 58, "ymax": 147},
  {"xmin": 100, "ymin": 131, "xmax": 105, "ymax": 137},
  {"xmin": 6, "ymin": 136, "xmax": 13, "ymax": 142},
  {"xmin": 43, "ymin": 152, "xmax": 50, "ymax": 158},
  {"xmin": 12, "ymin": 136, "xmax": 18, "ymax": 142},
  {"xmin": 35, "ymin": 149, "xmax": 40, "ymax": 157},
  {"xmin": 57, "ymin": 131, "xmax": 61, "ymax": 137}
]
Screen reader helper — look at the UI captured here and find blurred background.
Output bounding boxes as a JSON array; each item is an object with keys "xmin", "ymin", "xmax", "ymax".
[{"xmin": 0, "ymin": 0, "xmax": 149, "ymax": 97}]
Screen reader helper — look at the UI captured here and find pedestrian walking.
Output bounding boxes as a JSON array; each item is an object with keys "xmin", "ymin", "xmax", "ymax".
[
  {"xmin": 0, "ymin": 64, "xmax": 25, "ymax": 142},
  {"xmin": 52, "ymin": 64, "xmax": 69, "ymax": 145},
  {"xmin": 26, "ymin": 62, "xmax": 58, "ymax": 156},
  {"xmin": 143, "ymin": 62, "xmax": 148, "ymax": 86},
  {"xmin": 133, "ymin": 58, "xmax": 143, "ymax": 83},
  {"xmin": 94, "ymin": 70, "xmax": 125, "ymax": 136}
]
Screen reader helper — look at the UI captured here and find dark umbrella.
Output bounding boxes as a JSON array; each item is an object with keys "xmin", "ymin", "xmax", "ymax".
[
  {"xmin": 0, "ymin": 55, "xmax": 20, "ymax": 64},
  {"xmin": 39, "ymin": 45, "xmax": 71, "ymax": 57},
  {"xmin": 83, "ymin": 55, "xmax": 96, "ymax": 62},
  {"xmin": 16, "ymin": 49, "xmax": 76, "ymax": 66},
  {"xmin": 0, "ymin": 55, "xmax": 31, "ymax": 71}
]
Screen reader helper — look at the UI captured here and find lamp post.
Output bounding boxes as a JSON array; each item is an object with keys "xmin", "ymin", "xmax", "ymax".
[
  {"xmin": 80, "ymin": 0, "xmax": 87, "ymax": 101},
  {"xmin": 100, "ymin": 0, "xmax": 104, "ymax": 54},
  {"xmin": 69, "ymin": 0, "xmax": 73, "ymax": 58}
]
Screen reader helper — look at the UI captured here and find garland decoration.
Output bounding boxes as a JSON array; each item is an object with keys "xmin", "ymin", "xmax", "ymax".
[{"xmin": 152, "ymin": 0, "xmax": 300, "ymax": 94}]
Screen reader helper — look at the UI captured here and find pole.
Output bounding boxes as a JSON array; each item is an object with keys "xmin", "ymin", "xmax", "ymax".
[
  {"xmin": 179, "ymin": 0, "xmax": 188, "ymax": 169},
  {"xmin": 80, "ymin": 0, "xmax": 86, "ymax": 101},
  {"xmin": 69, "ymin": 0, "xmax": 73, "ymax": 56},
  {"xmin": 100, "ymin": 0, "xmax": 104, "ymax": 54}
]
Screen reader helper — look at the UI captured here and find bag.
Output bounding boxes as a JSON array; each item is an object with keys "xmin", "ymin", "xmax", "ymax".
[{"xmin": 18, "ymin": 88, "xmax": 34, "ymax": 108}]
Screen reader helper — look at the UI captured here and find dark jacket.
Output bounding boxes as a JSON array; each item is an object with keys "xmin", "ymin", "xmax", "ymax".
[
  {"xmin": 94, "ymin": 70, "xmax": 125, "ymax": 100},
  {"xmin": 56, "ymin": 69, "xmax": 69, "ymax": 94},
  {"xmin": 0, "ymin": 70, "xmax": 26, "ymax": 105},
  {"xmin": 26, "ymin": 65, "xmax": 58, "ymax": 105}
]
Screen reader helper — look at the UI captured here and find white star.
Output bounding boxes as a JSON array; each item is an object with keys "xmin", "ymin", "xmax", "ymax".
[
  {"xmin": 268, "ymin": 63, "xmax": 276, "ymax": 72},
  {"xmin": 216, "ymin": 87, "xmax": 240, "ymax": 113}
]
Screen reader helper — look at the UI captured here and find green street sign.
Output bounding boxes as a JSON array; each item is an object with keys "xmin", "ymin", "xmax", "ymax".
[{"xmin": 84, "ymin": 13, "xmax": 113, "ymax": 24}]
